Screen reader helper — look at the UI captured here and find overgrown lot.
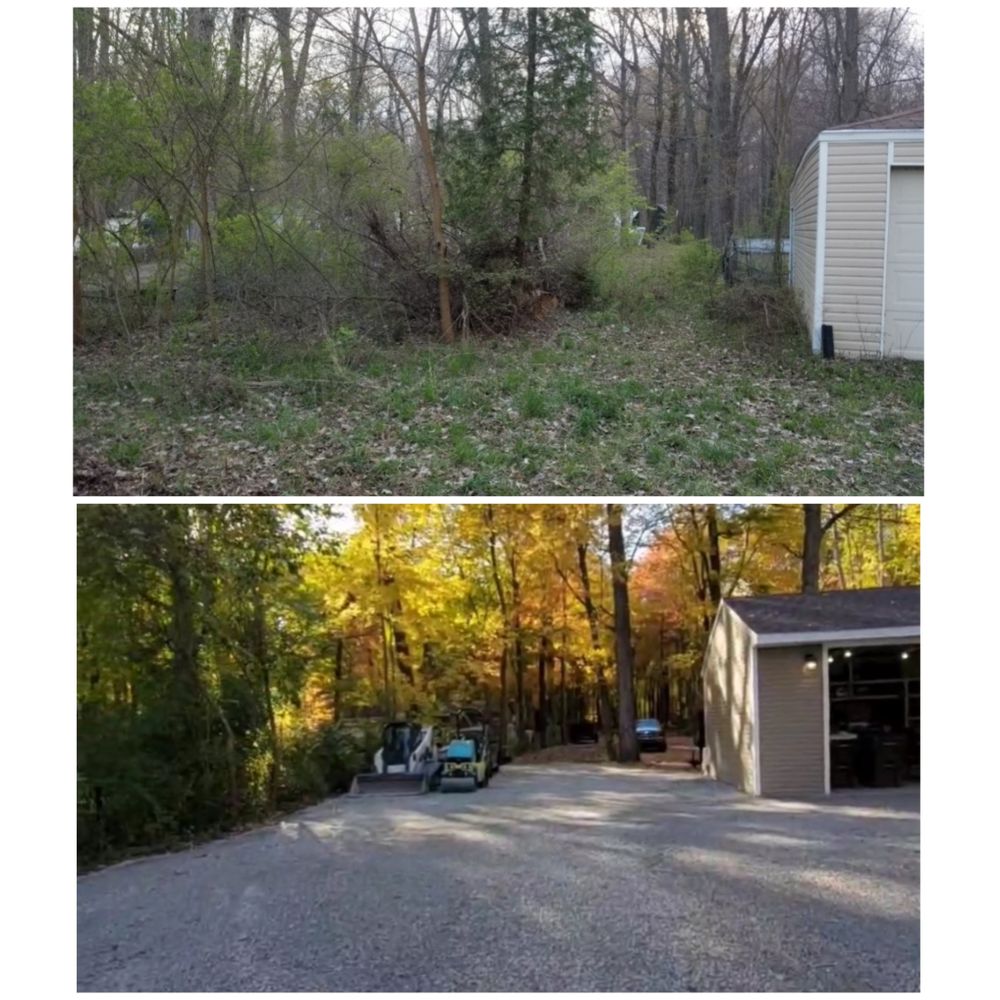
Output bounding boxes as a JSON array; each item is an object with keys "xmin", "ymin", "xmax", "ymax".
[{"xmin": 74, "ymin": 306, "xmax": 923, "ymax": 496}]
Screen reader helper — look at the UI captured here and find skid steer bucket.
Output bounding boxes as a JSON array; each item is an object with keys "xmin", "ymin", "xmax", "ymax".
[{"xmin": 349, "ymin": 771, "xmax": 429, "ymax": 796}]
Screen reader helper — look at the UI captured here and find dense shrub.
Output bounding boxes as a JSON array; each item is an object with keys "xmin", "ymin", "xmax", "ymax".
[
  {"xmin": 707, "ymin": 282, "xmax": 807, "ymax": 341},
  {"xmin": 77, "ymin": 713, "xmax": 376, "ymax": 867},
  {"xmin": 583, "ymin": 231, "xmax": 722, "ymax": 318}
]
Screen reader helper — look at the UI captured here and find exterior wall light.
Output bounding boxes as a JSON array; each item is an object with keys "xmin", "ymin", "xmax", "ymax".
[
  {"xmin": 803, "ymin": 652, "xmax": 819, "ymax": 672},
  {"xmin": 844, "ymin": 650, "xmax": 852, "ymax": 658},
  {"xmin": 901, "ymin": 650, "xmax": 910, "ymax": 660}
]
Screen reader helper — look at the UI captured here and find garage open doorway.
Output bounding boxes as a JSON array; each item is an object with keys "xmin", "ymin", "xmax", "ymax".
[{"xmin": 828, "ymin": 642, "xmax": 920, "ymax": 789}]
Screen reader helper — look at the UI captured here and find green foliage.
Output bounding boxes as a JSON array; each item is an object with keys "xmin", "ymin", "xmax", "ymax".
[
  {"xmin": 580, "ymin": 228, "xmax": 721, "ymax": 319},
  {"xmin": 78, "ymin": 501, "xmax": 921, "ymax": 864},
  {"xmin": 671, "ymin": 233, "xmax": 723, "ymax": 299}
]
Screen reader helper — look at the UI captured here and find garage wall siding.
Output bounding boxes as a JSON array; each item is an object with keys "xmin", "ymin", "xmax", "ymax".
[
  {"xmin": 789, "ymin": 145, "xmax": 820, "ymax": 331},
  {"xmin": 757, "ymin": 647, "xmax": 826, "ymax": 798},
  {"xmin": 893, "ymin": 141, "xmax": 924, "ymax": 165},
  {"xmin": 822, "ymin": 141, "xmax": 890, "ymax": 357},
  {"xmin": 702, "ymin": 606, "xmax": 756, "ymax": 794}
]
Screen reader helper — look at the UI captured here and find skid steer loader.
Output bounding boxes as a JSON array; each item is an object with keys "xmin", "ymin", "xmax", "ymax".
[
  {"xmin": 439, "ymin": 736, "xmax": 489, "ymax": 792},
  {"xmin": 349, "ymin": 722, "xmax": 441, "ymax": 796}
]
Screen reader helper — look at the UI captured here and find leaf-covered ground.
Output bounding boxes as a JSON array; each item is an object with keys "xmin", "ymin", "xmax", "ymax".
[{"xmin": 74, "ymin": 307, "xmax": 923, "ymax": 496}]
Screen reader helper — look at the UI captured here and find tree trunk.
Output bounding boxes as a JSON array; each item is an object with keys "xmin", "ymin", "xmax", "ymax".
[
  {"xmin": 252, "ymin": 590, "xmax": 280, "ymax": 809},
  {"xmin": 647, "ymin": 23, "xmax": 666, "ymax": 219},
  {"xmin": 577, "ymin": 542, "xmax": 615, "ymax": 758},
  {"xmin": 515, "ymin": 7, "xmax": 538, "ymax": 266},
  {"xmin": 559, "ymin": 654, "xmax": 567, "ymax": 744},
  {"xmin": 842, "ymin": 8, "xmax": 860, "ymax": 123},
  {"xmin": 537, "ymin": 632, "xmax": 549, "ymax": 748},
  {"xmin": 476, "ymin": 8, "xmax": 498, "ymax": 159},
  {"xmin": 75, "ymin": 8, "xmax": 96, "ymax": 81},
  {"xmin": 498, "ymin": 645, "xmax": 509, "ymax": 759},
  {"xmin": 706, "ymin": 504, "xmax": 722, "ymax": 605},
  {"xmin": 802, "ymin": 504, "xmax": 823, "ymax": 594},
  {"xmin": 333, "ymin": 637, "xmax": 344, "ymax": 723},
  {"xmin": 274, "ymin": 8, "xmax": 318, "ymax": 157},
  {"xmin": 485, "ymin": 505, "xmax": 511, "ymax": 757},
  {"xmin": 73, "ymin": 204, "xmax": 84, "ymax": 345},
  {"xmin": 607, "ymin": 504, "xmax": 639, "ymax": 763},
  {"xmin": 411, "ymin": 13, "xmax": 455, "ymax": 342},
  {"xmin": 675, "ymin": 8, "xmax": 700, "ymax": 234},
  {"xmin": 706, "ymin": 8, "xmax": 733, "ymax": 250}
]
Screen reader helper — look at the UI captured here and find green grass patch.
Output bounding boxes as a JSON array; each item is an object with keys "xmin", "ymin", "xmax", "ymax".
[{"xmin": 74, "ymin": 302, "xmax": 923, "ymax": 496}]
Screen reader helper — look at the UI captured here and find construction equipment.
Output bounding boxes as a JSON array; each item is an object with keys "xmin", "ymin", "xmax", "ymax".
[
  {"xmin": 439, "ymin": 737, "xmax": 489, "ymax": 792},
  {"xmin": 349, "ymin": 722, "xmax": 440, "ymax": 796},
  {"xmin": 447, "ymin": 707, "xmax": 501, "ymax": 777}
]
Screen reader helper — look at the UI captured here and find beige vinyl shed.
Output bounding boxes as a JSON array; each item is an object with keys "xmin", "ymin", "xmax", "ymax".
[
  {"xmin": 789, "ymin": 108, "xmax": 923, "ymax": 359},
  {"xmin": 702, "ymin": 587, "xmax": 920, "ymax": 799}
]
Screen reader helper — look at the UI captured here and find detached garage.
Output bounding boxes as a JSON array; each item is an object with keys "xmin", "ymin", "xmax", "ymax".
[
  {"xmin": 789, "ymin": 108, "xmax": 923, "ymax": 359},
  {"xmin": 702, "ymin": 587, "xmax": 920, "ymax": 799}
]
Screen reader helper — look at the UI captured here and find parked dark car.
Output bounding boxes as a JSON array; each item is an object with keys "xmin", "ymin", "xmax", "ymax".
[{"xmin": 635, "ymin": 719, "xmax": 667, "ymax": 753}]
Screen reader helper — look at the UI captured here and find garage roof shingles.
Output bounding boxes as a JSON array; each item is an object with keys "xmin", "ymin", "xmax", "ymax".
[{"xmin": 726, "ymin": 587, "xmax": 920, "ymax": 636}]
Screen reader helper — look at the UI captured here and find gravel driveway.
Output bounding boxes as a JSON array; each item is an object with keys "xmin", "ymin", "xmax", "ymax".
[{"xmin": 77, "ymin": 764, "xmax": 919, "ymax": 991}]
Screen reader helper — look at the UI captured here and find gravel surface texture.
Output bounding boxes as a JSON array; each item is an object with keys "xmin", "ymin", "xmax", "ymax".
[{"xmin": 78, "ymin": 764, "xmax": 919, "ymax": 991}]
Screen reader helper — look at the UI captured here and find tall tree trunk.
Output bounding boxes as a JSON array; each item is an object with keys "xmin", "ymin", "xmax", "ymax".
[
  {"xmin": 333, "ymin": 637, "xmax": 344, "ymax": 723},
  {"xmin": 347, "ymin": 10, "xmax": 370, "ymax": 128},
  {"xmin": 515, "ymin": 7, "xmax": 538, "ymax": 266},
  {"xmin": 514, "ymin": 629, "xmax": 526, "ymax": 745},
  {"xmin": 485, "ymin": 505, "xmax": 511, "ymax": 757},
  {"xmin": 96, "ymin": 8, "xmax": 111, "ymax": 79},
  {"xmin": 802, "ymin": 504, "xmax": 823, "ymax": 594},
  {"xmin": 73, "ymin": 204, "xmax": 84, "ymax": 345},
  {"xmin": 274, "ymin": 8, "xmax": 318, "ymax": 157},
  {"xmin": 253, "ymin": 591, "xmax": 280, "ymax": 810},
  {"xmin": 803, "ymin": 504, "xmax": 859, "ymax": 593},
  {"xmin": 510, "ymin": 553, "xmax": 526, "ymax": 745},
  {"xmin": 537, "ymin": 631, "xmax": 549, "ymax": 748},
  {"xmin": 225, "ymin": 8, "xmax": 248, "ymax": 102},
  {"xmin": 607, "ymin": 505, "xmax": 639, "ymax": 763},
  {"xmin": 665, "ymin": 84, "xmax": 680, "ymax": 222},
  {"xmin": 498, "ymin": 645, "xmax": 509, "ymax": 759},
  {"xmin": 706, "ymin": 8, "xmax": 733, "ymax": 249},
  {"xmin": 476, "ymin": 7, "xmax": 498, "ymax": 159},
  {"xmin": 647, "ymin": 22, "xmax": 666, "ymax": 220},
  {"xmin": 75, "ymin": 8, "xmax": 96, "ymax": 81},
  {"xmin": 410, "ymin": 11, "xmax": 455, "ymax": 341},
  {"xmin": 706, "ymin": 504, "xmax": 722, "ymax": 605},
  {"xmin": 559, "ymin": 654, "xmax": 567, "ymax": 744},
  {"xmin": 675, "ymin": 8, "xmax": 700, "ymax": 234},
  {"xmin": 842, "ymin": 8, "xmax": 860, "ymax": 123},
  {"xmin": 577, "ymin": 543, "xmax": 615, "ymax": 758}
]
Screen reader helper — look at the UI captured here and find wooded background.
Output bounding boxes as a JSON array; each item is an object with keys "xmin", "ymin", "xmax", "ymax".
[
  {"xmin": 78, "ymin": 502, "xmax": 919, "ymax": 862},
  {"xmin": 73, "ymin": 7, "xmax": 923, "ymax": 342}
]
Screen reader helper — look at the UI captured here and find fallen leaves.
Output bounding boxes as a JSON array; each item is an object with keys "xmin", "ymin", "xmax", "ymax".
[{"xmin": 73, "ymin": 309, "xmax": 924, "ymax": 496}]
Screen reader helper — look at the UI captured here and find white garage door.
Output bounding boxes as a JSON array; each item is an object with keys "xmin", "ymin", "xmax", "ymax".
[{"xmin": 883, "ymin": 167, "xmax": 924, "ymax": 359}]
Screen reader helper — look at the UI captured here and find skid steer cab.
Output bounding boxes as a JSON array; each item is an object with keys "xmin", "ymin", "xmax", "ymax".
[
  {"xmin": 350, "ymin": 722, "xmax": 441, "ymax": 796},
  {"xmin": 440, "ymin": 736, "xmax": 490, "ymax": 792}
]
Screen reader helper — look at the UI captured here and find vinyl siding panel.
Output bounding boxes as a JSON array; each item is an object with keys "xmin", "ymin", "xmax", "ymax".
[
  {"xmin": 822, "ymin": 141, "xmax": 890, "ymax": 356},
  {"xmin": 789, "ymin": 145, "xmax": 820, "ymax": 334},
  {"xmin": 757, "ymin": 647, "xmax": 826, "ymax": 799},
  {"xmin": 702, "ymin": 606, "xmax": 756, "ymax": 795},
  {"xmin": 893, "ymin": 141, "xmax": 924, "ymax": 165}
]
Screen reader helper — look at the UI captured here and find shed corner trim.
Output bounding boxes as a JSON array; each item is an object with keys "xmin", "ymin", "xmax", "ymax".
[{"xmin": 812, "ymin": 140, "xmax": 829, "ymax": 354}]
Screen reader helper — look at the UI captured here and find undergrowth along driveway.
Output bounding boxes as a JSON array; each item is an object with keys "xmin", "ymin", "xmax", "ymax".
[{"xmin": 74, "ymin": 307, "xmax": 923, "ymax": 496}]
